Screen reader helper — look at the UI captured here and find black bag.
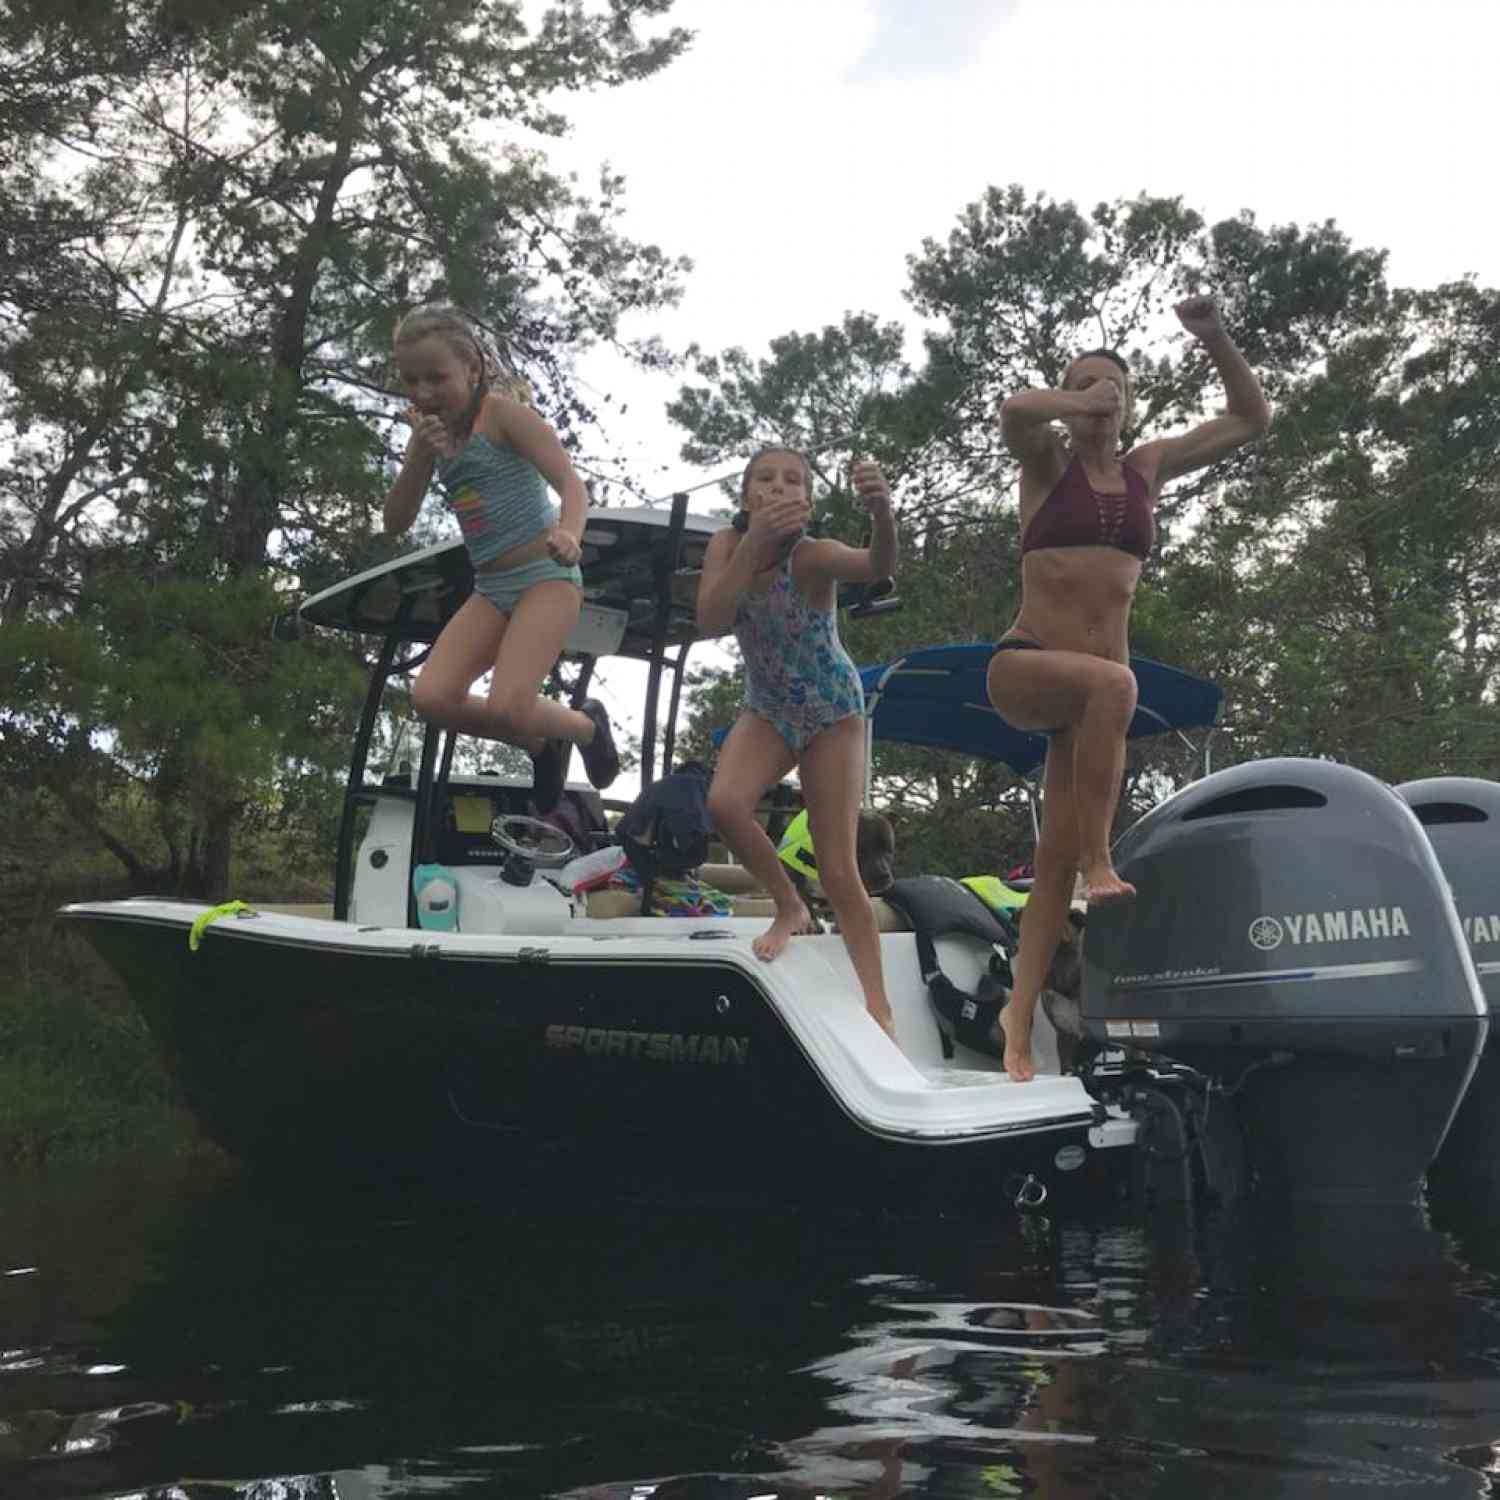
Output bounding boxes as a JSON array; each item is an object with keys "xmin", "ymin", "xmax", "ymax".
[
  {"xmin": 617, "ymin": 767, "xmax": 712, "ymax": 884},
  {"xmin": 928, "ymin": 964, "xmax": 1008, "ymax": 1061},
  {"xmin": 879, "ymin": 876, "xmax": 1017, "ymax": 1062}
]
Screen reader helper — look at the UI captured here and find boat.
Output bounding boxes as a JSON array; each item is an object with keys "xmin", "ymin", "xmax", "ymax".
[
  {"xmin": 63, "ymin": 489, "xmax": 1480, "ymax": 1207},
  {"xmin": 59, "ymin": 499, "xmax": 1146, "ymax": 1204}
]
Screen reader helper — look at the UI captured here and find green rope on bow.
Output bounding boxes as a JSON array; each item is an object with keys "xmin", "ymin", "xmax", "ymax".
[{"xmin": 188, "ymin": 900, "xmax": 256, "ymax": 952}]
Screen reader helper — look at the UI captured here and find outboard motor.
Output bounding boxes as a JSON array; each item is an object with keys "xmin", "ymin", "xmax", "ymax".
[
  {"xmin": 1081, "ymin": 758, "xmax": 1486, "ymax": 1202},
  {"xmin": 1397, "ymin": 777, "xmax": 1500, "ymax": 1188}
]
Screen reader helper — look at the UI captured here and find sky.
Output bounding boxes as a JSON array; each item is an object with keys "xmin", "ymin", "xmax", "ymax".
[{"xmin": 523, "ymin": 0, "xmax": 1499, "ymax": 780}]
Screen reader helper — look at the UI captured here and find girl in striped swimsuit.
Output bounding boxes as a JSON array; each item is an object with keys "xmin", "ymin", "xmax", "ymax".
[{"xmin": 383, "ymin": 305, "xmax": 619, "ymax": 813}]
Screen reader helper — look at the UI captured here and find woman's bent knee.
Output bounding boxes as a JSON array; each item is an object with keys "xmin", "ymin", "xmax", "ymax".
[{"xmin": 1090, "ymin": 662, "xmax": 1138, "ymax": 719}]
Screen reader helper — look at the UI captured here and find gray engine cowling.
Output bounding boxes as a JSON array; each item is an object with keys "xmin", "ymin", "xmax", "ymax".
[
  {"xmin": 1081, "ymin": 757, "xmax": 1486, "ymax": 1201},
  {"xmin": 1398, "ymin": 776, "xmax": 1500, "ymax": 1188}
]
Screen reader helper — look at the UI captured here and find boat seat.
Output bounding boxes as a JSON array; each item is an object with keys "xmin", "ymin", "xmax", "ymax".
[
  {"xmin": 673, "ymin": 862, "xmax": 912, "ymax": 929},
  {"xmin": 581, "ymin": 886, "xmax": 912, "ymax": 928},
  {"xmin": 582, "ymin": 888, "xmax": 778, "ymax": 919},
  {"xmin": 695, "ymin": 861, "xmax": 763, "ymax": 894}
]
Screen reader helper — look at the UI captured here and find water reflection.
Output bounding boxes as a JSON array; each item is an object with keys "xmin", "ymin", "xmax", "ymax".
[
  {"xmin": 5, "ymin": 1162, "xmax": 1500, "ymax": 1498},
  {"xmin": 790, "ymin": 1292, "xmax": 1107, "ymax": 1498}
]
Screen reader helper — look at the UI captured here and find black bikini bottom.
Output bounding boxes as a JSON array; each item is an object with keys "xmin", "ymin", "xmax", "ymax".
[{"xmin": 988, "ymin": 636, "xmax": 1062, "ymax": 737}]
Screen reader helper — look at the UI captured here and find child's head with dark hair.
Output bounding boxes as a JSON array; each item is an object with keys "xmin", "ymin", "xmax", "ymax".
[
  {"xmin": 1066, "ymin": 347, "xmax": 1130, "ymax": 382},
  {"xmin": 739, "ymin": 445, "xmax": 813, "ymax": 506},
  {"xmin": 855, "ymin": 810, "xmax": 896, "ymax": 896}
]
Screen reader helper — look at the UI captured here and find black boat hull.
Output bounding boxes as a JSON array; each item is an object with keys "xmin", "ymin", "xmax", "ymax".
[{"xmin": 65, "ymin": 908, "xmax": 1118, "ymax": 1206}]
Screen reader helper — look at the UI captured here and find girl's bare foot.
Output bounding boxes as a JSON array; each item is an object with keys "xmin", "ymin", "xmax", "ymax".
[
  {"xmin": 998, "ymin": 1000, "xmax": 1036, "ymax": 1082},
  {"xmin": 1082, "ymin": 862, "xmax": 1136, "ymax": 906},
  {"xmin": 867, "ymin": 1000, "xmax": 898, "ymax": 1044},
  {"xmin": 752, "ymin": 902, "xmax": 817, "ymax": 961}
]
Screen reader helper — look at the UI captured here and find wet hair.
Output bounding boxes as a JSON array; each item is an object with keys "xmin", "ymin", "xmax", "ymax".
[
  {"xmin": 1064, "ymin": 347, "xmax": 1135, "ymax": 431},
  {"xmin": 1066, "ymin": 347, "xmax": 1130, "ymax": 384},
  {"xmin": 393, "ymin": 304, "xmax": 531, "ymax": 426},
  {"xmin": 739, "ymin": 445, "xmax": 813, "ymax": 503}
]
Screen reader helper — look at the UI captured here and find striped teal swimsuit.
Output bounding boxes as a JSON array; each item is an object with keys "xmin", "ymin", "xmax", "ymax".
[{"xmin": 437, "ymin": 432, "xmax": 581, "ymax": 611}]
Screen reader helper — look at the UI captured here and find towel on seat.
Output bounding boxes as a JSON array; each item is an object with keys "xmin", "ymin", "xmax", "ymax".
[{"xmin": 609, "ymin": 865, "xmax": 733, "ymax": 917}]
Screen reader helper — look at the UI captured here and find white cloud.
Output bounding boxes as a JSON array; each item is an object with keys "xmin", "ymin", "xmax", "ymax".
[
  {"xmin": 529, "ymin": 0, "xmax": 1499, "ymax": 784},
  {"xmin": 545, "ymin": 0, "xmax": 1496, "ymax": 506}
]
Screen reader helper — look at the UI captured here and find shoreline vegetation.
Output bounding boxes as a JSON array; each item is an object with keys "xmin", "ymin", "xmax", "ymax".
[
  {"xmin": 1, "ymin": 825, "xmax": 333, "ymax": 1168},
  {"xmin": 2, "ymin": 876, "xmax": 219, "ymax": 1168}
]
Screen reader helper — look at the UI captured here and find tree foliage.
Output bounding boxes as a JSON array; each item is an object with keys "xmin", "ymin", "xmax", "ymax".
[
  {"xmin": 669, "ymin": 188, "xmax": 1500, "ymax": 879},
  {"xmin": 10, "ymin": 31, "xmax": 1500, "ymax": 901},
  {"xmin": 0, "ymin": 0, "xmax": 691, "ymax": 894}
]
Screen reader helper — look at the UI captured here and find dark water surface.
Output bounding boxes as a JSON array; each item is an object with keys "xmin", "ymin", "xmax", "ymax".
[{"xmin": 6, "ymin": 1158, "xmax": 1500, "ymax": 1499}]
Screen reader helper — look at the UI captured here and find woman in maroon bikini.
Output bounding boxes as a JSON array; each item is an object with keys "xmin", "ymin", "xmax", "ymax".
[{"xmin": 988, "ymin": 295, "xmax": 1271, "ymax": 1082}]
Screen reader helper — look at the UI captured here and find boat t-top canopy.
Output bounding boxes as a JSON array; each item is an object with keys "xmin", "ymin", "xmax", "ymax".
[
  {"xmin": 861, "ymin": 643, "xmax": 1222, "ymax": 775},
  {"xmin": 299, "ymin": 505, "xmax": 719, "ymax": 658}
]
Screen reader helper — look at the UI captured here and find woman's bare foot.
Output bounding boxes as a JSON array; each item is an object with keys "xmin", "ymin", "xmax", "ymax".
[
  {"xmin": 752, "ymin": 901, "xmax": 817, "ymax": 961},
  {"xmin": 998, "ymin": 999, "xmax": 1036, "ymax": 1082},
  {"xmin": 1082, "ymin": 862, "xmax": 1136, "ymax": 906}
]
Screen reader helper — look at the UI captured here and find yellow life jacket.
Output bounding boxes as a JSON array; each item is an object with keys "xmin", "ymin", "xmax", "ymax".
[
  {"xmin": 781, "ymin": 815, "xmax": 1023, "ymax": 914},
  {"xmin": 777, "ymin": 809, "xmax": 818, "ymax": 881},
  {"xmin": 960, "ymin": 874, "xmax": 1029, "ymax": 912}
]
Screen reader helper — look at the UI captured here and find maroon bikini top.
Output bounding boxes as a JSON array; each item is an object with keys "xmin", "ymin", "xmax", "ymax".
[{"xmin": 1021, "ymin": 456, "xmax": 1155, "ymax": 561}]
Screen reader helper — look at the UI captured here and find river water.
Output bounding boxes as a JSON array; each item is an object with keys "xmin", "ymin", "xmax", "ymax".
[{"xmin": 5, "ymin": 1158, "xmax": 1500, "ymax": 1499}]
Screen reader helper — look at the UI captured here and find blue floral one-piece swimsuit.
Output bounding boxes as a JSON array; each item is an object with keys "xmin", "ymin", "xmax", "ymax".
[{"xmin": 734, "ymin": 540, "xmax": 865, "ymax": 754}]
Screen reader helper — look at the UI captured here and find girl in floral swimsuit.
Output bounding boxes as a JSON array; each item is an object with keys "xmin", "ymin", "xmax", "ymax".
[{"xmin": 697, "ymin": 449, "xmax": 900, "ymax": 1041}]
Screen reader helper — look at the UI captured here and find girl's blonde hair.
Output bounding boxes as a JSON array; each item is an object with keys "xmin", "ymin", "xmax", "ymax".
[{"xmin": 393, "ymin": 304, "xmax": 533, "ymax": 406}]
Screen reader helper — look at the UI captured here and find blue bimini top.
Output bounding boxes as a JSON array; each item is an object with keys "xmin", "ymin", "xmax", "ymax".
[{"xmin": 437, "ymin": 433, "xmax": 556, "ymax": 566}]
